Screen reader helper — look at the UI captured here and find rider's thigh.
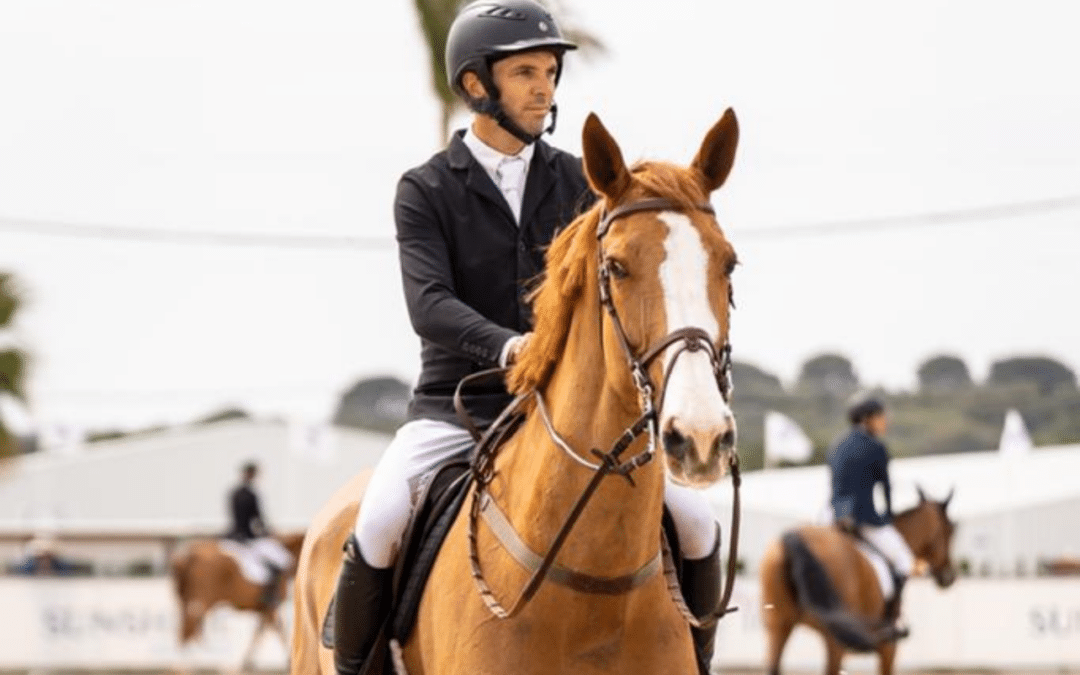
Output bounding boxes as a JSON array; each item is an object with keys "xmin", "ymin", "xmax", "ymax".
[{"xmin": 353, "ymin": 419, "xmax": 473, "ymax": 568}]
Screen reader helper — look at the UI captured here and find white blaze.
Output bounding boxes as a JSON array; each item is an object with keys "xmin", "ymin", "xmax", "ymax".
[{"xmin": 657, "ymin": 212, "xmax": 734, "ymax": 456}]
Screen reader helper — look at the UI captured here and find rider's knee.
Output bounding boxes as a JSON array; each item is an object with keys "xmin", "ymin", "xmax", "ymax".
[
  {"xmin": 353, "ymin": 490, "xmax": 411, "ymax": 569},
  {"xmin": 665, "ymin": 486, "xmax": 719, "ymax": 560}
]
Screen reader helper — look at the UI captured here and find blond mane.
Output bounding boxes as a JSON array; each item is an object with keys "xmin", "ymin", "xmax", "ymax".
[
  {"xmin": 507, "ymin": 161, "xmax": 712, "ymax": 395},
  {"xmin": 506, "ymin": 206, "xmax": 600, "ymax": 396}
]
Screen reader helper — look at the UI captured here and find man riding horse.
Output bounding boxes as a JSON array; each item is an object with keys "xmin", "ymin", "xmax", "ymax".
[
  {"xmin": 332, "ymin": 2, "xmax": 726, "ymax": 674},
  {"xmin": 228, "ymin": 461, "xmax": 295, "ymax": 607},
  {"xmin": 827, "ymin": 395, "xmax": 914, "ymax": 636}
]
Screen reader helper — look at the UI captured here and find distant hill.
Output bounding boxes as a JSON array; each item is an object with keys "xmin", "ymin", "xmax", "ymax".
[{"xmin": 333, "ymin": 376, "xmax": 411, "ymax": 434}]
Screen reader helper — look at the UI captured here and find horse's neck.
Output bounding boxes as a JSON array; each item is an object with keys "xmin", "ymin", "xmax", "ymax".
[
  {"xmin": 494, "ymin": 305, "xmax": 666, "ymax": 574},
  {"xmin": 892, "ymin": 508, "xmax": 926, "ymax": 557}
]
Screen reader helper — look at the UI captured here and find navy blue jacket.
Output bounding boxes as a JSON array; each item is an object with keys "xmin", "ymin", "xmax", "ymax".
[
  {"xmin": 396, "ymin": 131, "xmax": 592, "ymax": 428},
  {"xmin": 827, "ymin": 427, "xmax": 893, "ymax": 527}
]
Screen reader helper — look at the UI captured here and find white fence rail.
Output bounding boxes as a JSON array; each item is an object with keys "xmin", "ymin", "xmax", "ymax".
[{"xmin": 1, "ymin": 577, "xmax": 1079, "ymax": 670}]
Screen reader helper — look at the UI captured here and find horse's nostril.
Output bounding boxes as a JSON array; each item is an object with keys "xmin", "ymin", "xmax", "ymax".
[
  {"xmin": 663, "ymin": 429, "xmax": 690, "ymax": 461},
  {"xmin": 719, "ymin": 428, "xmax": 736, "ymax": 448}
]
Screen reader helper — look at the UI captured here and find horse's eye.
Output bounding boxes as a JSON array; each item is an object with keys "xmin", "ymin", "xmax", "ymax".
[{"xmin": 607, "ymin": 259, "xmax": 629, "ymax": 280}]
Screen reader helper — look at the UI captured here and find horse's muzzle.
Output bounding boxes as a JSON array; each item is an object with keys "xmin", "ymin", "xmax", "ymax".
[
  {"xmin": 933, "ymin": 565, "xmax": 958, "ymax": 588},
  {"xmin": 662, "ymin": 414, "xmax": 737, "ymax": 486}
]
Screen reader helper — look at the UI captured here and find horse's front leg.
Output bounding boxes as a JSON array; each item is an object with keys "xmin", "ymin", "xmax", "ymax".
[
  {"xmin": 237, "ymin": 614, "xmax": 268, "ymax": 673},
  {"xmin": 823, "ymin": 636, "xmax": 845, "ymax": 675},
  {"xmin": 270, "ymin": 611, "xmax": 291, "ymax": 670},
  {"xmin": 877, "ymin": 641, "xmax": 897, "ymax": 675}
]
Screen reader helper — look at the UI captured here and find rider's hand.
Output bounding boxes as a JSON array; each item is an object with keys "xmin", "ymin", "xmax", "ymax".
[
  {"xmin": 508, "ymin": 333, "xmax": 533, "ymax": 365},
  {"xmin": 837, "ymin": 515, "xmax": 857, "ymax": 534}
]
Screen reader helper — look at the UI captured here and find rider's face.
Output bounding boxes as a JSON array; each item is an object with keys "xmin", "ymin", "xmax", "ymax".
[
  {"xmin": 489, "ymin": 50, "xmax": 558, "ymax": 137},
  {"xmin": 865, "ymin": 412, "xmax": 888, "ymax": 437}
]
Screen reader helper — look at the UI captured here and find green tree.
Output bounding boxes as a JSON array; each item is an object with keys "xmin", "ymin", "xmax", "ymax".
[
  {"xmin": 988, "ymin": 356, "xmax": 1076, "ymax": 395},
  {"xmin": 796, "ymin": 353, "xmax": 859, "ymax": 398},
  {"xmin": 411, "ymin": 0, "xmax": 605, "ymax": 144},
  {"xmin": 0, "ymin": 272, "xmax": 29, "ymax": 457},
  {"xmin": 731, "ymin": 360, "xmax": 784, "ymax": 396},
  {"xmin": 917, "ymin": 354, "xmax": 973, "ymax": 393}
]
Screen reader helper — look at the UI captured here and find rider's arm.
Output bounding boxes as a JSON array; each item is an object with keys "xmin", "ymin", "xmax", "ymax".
[
  {"xmin": 875, "ymin": 444, "xmax": 894, "ymax": 518},
  {"xmin": 396, "ymin": 176, "xmax": 519, "ymax": 366},
  {"xmin": 249, "ymin": 491, "xmax": 269, "ymax": 536}
]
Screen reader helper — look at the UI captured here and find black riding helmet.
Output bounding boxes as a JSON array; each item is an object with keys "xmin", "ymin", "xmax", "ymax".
[
  {"xmin": 848, "ymin": 394, "xmax": 885, "ymax": 426},
  {"xmin": 445, "ymin": 0, "xmax": 577, "ymax": 144}
]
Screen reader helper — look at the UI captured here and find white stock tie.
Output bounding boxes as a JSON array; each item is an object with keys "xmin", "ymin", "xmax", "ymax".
[{"xmin": 496, "ymin": 156, "xmax": 527, "ymax": 223}]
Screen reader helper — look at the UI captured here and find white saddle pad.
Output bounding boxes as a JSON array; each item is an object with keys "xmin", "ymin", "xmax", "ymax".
[
  {"xmin": 856, "ymin": 541, "xmax": 895, "ymax": 601},
  {"xmin": 218, "ymin": 540, "xmax": 273, "ymax": 585}
]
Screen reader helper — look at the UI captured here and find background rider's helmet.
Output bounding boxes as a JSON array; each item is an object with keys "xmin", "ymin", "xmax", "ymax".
[
  {"xmin": 847, "ymin": 393, "xmax": 885, "ymax": 425},
  {"xmin": 444, "ymin": 0, "xmax": 578, "ymax": 143}
]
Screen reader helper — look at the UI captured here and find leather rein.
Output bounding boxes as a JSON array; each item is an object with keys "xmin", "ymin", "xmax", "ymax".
[{"xmin": 455, "ymin": 197, "xmax": 742, "ymax": 628}]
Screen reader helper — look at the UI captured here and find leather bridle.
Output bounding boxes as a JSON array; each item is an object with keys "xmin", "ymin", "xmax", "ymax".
[{"xmin": 459, "ymin": 196, "xmax": 742, "ymax": 629}]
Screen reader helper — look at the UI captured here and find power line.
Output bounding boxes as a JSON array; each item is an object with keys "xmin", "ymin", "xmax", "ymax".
[
  {"xmin": 2, "ymin": 193, "xmax": 1079, "ymax": 248},
  {"xmin": 736, "ymin": 194, "xmax": 1080, "ymax": 240},
  {"xmin": 0, "ymin": 216, "xmax": 394, "ymax": 249}
]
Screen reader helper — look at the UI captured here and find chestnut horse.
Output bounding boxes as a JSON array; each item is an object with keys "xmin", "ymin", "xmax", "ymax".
[
  {"xmin": 171, "ymin": 532, "xmax": 304, "ymax": 670},
  {"xmin": 758, "ymin": 490, "xmax": 957, "ymax": 675},
  {"xmin": 292, "ymin": 109, "xmax": 741, "ymax": 675}
]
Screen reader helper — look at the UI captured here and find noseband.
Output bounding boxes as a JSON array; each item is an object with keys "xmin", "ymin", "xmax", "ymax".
[{"xmin": 460, "ymin": 196, "xmax": 742, "ymax": 629}]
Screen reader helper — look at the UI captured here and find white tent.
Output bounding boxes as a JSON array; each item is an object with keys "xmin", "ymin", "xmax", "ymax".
[{"xmin": 707, "ymin": 443, "xmax": 1080, "ymax": 576}]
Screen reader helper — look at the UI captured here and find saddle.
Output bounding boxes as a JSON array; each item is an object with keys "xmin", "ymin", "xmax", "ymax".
[
  {"xmin": 833, "ymin": 524, "xmax": 907, "ymax": 628},
  {"xmin": 322, "ymin": 456, "xmax": 691, "ymax": 675},
  {"xmin": 320, "ymin": 456, "xmax": 471, "ymax": 673}
]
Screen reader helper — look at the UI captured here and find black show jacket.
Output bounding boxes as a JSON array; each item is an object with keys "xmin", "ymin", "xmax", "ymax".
[{"xmin": 395, "ymin": 130, "xmax": 592, "ymax": 428}]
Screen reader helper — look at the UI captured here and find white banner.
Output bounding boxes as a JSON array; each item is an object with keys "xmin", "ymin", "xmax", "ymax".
[
  {"xmin": 715, "ymin": 577, "xmax": 1080, "ymax": 670},
  {"xmin": 0, "ymin": 577, "xmax": 287, "ymax": 669},
  {"xmin": 2, "ymin": 577, "xmax": 1080, "ymax": 670}
]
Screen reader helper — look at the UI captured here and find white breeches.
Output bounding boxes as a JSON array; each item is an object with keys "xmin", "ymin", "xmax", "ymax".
[
  {"xmin": 859, "ymin": 523, "xmax": 916, "ymax": 577},
  {"xmin": 354, "ymin": 419, "xmax": 720, "ymax": 568},
  {"xmin": 248, "ymin": 537, "xmax": 294, "ymax": 571}
]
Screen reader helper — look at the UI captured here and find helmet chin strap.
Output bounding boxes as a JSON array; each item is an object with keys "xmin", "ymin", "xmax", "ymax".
[{"xmin": 471, "ymin": 95, "xmax": 558, "ymax": 146}]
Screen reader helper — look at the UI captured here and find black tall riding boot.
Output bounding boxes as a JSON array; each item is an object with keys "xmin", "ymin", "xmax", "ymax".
[
  {"xmin": 333, "ymin": 534, "xmax": 392, "ymax": 675},
  {"xmin": 682, "ymin": 529, "xmax": 722, "ymax": 675},
  {"xmin": 259, "ymin": 564, "xmax": 283, "ymax": 608},
  {"xmin": 880, "ymin": 573, "xmax": 909, "ymax": 641}
]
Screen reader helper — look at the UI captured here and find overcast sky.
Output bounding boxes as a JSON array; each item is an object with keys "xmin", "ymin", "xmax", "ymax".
[{"xmin": 1, "ymin": 0, "xmax": 1078, "ymax": 430}]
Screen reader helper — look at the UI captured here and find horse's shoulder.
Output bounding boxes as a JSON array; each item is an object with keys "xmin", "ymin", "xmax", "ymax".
[{"xmin": 304, "ymin": 469, "xmax": 371, "ymax": 551}]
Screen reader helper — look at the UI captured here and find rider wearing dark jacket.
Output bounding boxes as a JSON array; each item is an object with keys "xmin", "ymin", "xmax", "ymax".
[
  {"xmin": 828, "ymin": 424, "xmax": 892, "ymax": 527},
  {"xmin": 827, "ymin": 395, "xmax": 914, "ymax": 638},
  {"xmin": 332, "ymin": 3, "xmax": 723, "ymax": 674},
  {"xmin": 228, "ymin": 465, "xmax": 266, "ymax": 541}
]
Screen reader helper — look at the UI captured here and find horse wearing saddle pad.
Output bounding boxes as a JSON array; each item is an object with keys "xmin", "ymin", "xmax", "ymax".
[{"xmin": 320, "ymin": 456, "xmax": 694, "ymax": 675}]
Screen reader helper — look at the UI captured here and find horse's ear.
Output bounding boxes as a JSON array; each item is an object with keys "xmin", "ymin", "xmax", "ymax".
[
  {"xmin": 943, "ymin": 487, "xmax": 955, "ymax": 511},
  {"xmin": 916, "ymin": 485, "xmax": 928, "ymax": 503},
  {"xmin": 691, "ymin": 108, "xmax": 739, "ymax": 193},
  {"xmin": 582, "ymin": 113, "xmax": 631, "ymax": 204}
]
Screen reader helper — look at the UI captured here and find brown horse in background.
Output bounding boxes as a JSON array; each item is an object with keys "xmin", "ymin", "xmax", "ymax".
[
  {"xmin": 759, "ymin": 490, "xmax": 957, "ymax": 675},
  {"xmin": 171, "ymin": 532, "xmax": 305, "ymax": 670},
  {"xmin": 292, "ymin": 109, "xmax": 742, "ymax": 675}
]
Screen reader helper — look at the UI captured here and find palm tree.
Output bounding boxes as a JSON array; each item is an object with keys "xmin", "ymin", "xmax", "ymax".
[
  {"xmin": 0, "ymin": 272, "xmax": 29, "ymax": 457},
  {"xmin": 410, "ymin": 0, "xmax": 606, "ymax": 144}
]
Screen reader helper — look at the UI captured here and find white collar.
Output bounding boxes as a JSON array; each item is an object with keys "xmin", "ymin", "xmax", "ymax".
[{"xmin": 462, "ymin": 126, "xmax": 535, "ymax": 183}]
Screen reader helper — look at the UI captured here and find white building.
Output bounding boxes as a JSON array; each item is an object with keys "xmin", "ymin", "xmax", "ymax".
[{"xmin": 0, "ymin": 420, "xmax": 389, "ymax": 572}]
